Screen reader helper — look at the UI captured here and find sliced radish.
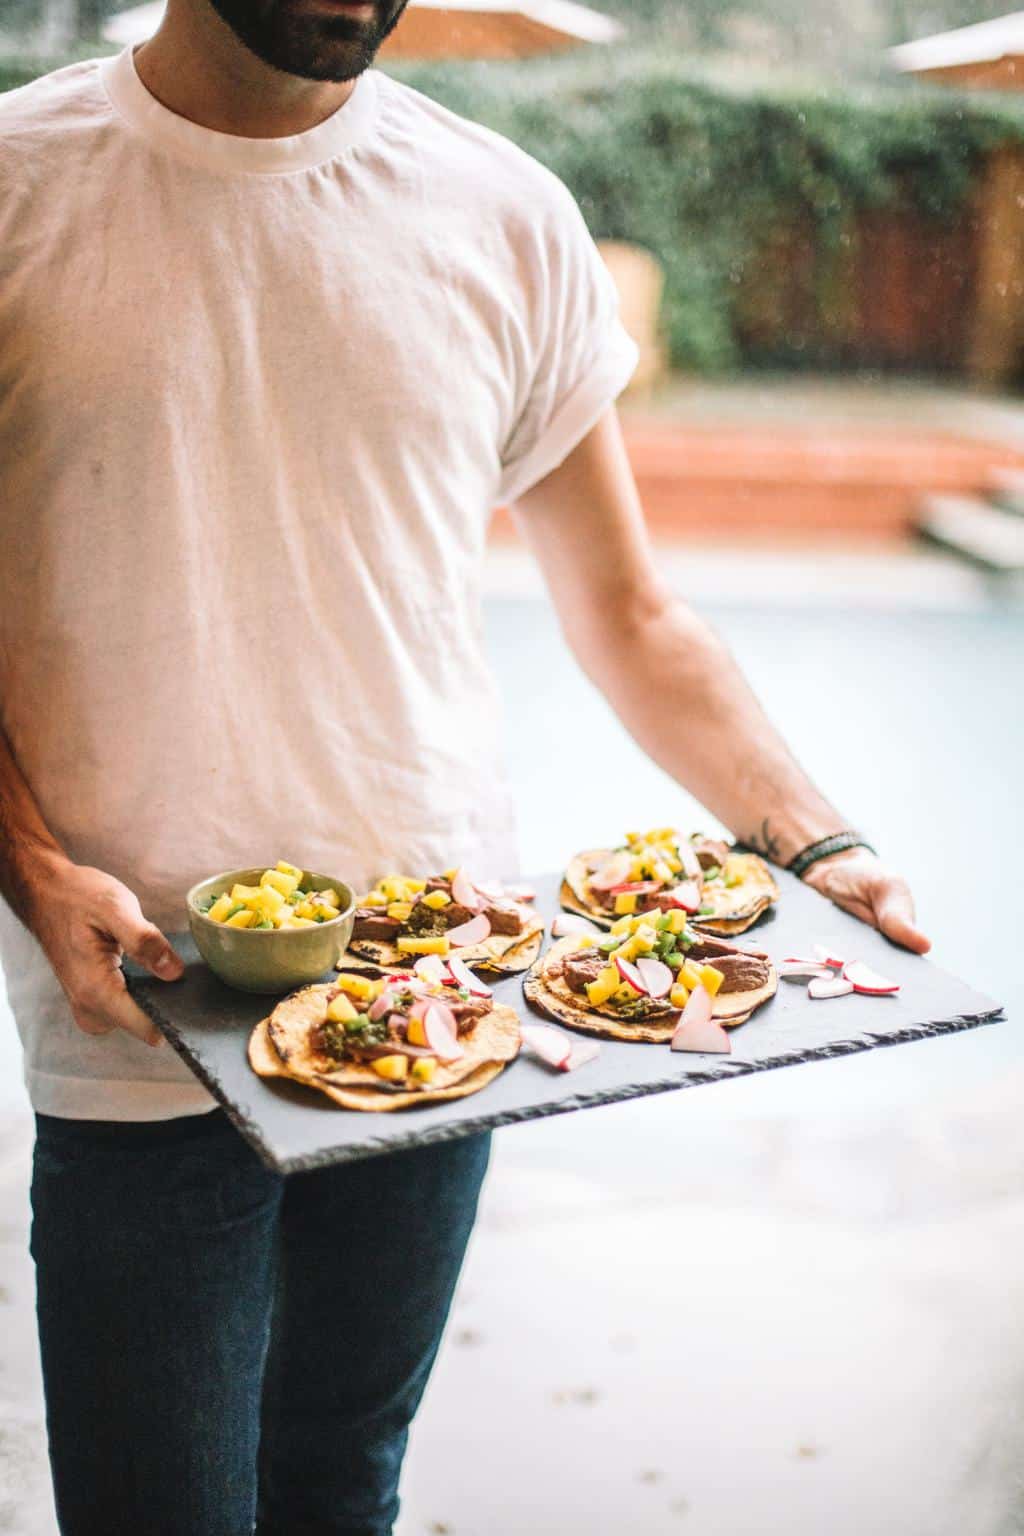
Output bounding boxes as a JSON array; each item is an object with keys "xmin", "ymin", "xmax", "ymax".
[
  {"xmin": 472, "ymin": 879, "xmax": 504, "ymax": 902},
  {"xmin": 566, "ymin": 1038, "xmax": 602, "ymax": 1071},
  {"xmin": 422, "ymin": 1003, "xmax": 463, "ymax": 1061},
  {"xmin": 812, "ymin": 942, "xmax": 846, "ymax": 970},
  {"xmin": 609, "ymin": 879, "xmax": 661, "ymax": 897},
  {"xmin": 843, "ymin": 960, "xmax": 900, "ymax": 996},
  {"xmin": 779, "ymin": 959, "xmax": 834, "ymax": 981},
  {"xmin": 589, "ymin": 851, "xmax": 633, "ymax": 891},
  {"xmin": 451, "ymin": 868, "xmax": 483, "ymax": 912},
  {"xmin": 664, "ymin": 881, "xmax": 700, "ymax": 913},
  {"xmin": 414, "ymin": 953, "xmax": 448, "ymax": 983},
  {"xmin": 636, "ymin": 956, "xmax": 673, "ymax": 998},
  {"xmin": 387, "ymin": 1012, "xmax": 410, "ymax": 1032},
  {"xmin": 678, "ymin": 840, "xmax": 704, "ymax": 880},
  {"xmin": 614, "ymin": 955, "xmax": 649, "ymax": 995},
  {"xmin": 504, "ymin": 883, "xmax": 536, "ymax": 903},
  {"xmin": 447, "ymin": 955, "xmax": 492, "ymax": 997},
  {"xmin": 368, "ymin": 990, "xmax": 396, "ymax": 1021},
  {"xmin": 670, "ymin": 985, "xmax": 731, "ymax": 1054},
  {"xmin": 446, "ymin": 913, "xmax": 491, "ymax": 947},
  {"xmin": 520, "ymin": 1022, "xmax": 573, "ymax": 1071},
  {"xmin": 808, "ymin": 975, "xmax": 855, "ymax": 999},
  {"xmin": 551, "ymin": 912, "xmax": 602, "ymax": 939}
]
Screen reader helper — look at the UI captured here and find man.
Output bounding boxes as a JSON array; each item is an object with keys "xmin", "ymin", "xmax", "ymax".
[{"xmin": 0, "ymin": 2, "xmax": 929, "ymax": 1531}]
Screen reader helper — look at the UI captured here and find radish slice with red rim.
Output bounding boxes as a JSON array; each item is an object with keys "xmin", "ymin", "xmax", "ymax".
[
  {"xmin": 446, "ymin": 955, "xmax": 492, "ymax": 997},
  {"xmin": 551, "ymin": 913, "xmax": 602, "ymax": 939},
  {"xmin": 368, "ymin": 990, "xmax": 396, "ymax": 1021},
  {"xmin": 678, "ymin": 841, "xmax": 703, "ymax": 881},
  {"xmin": 670, "ymin": 985, "xmax": 731, "ymax": 1054},
  {"xmin": 446, "ymin": 913, "xmax": 491, "ymax": 947},
  {"xmin": 505, "ymin": 883, "xmax": 536, "ymax": 903},
  {"xmin": 665, "ymin": 881, "xmax": 701, "ymax": 913},
  {"xmin": 413, "ymin": 954, "xmax": 448, "ymax": 983},
  {"xmin": 843, "ymin": 960, "xmax": 900, "ymax": 996},
  {"xmin": 422, "ymin": 1002, "xmax": 463, "ymax": 1060},
  {"xmin": 472, "ymin": 879, "xmax": 504, "ymax": 902},
  {"xmin": 812, "ymin": 941, "xmax": 846, "ymax": 970},
  {"xmin": 636, "ymin": 956, "xmax": 673, "ymax": 998},
  {"xmin": 614, "ymin": 955, "xmax": 648, "ymax": 994},
  {"xmin": 779, "ymin": 960, "xmax": 834, "ymax": 980},
  {"xmin": 808, "ymin": 975, "xmax": 855, "ymax": 999},
  {"xmin": 451, "ymin": 868, "xmax": 483, "ymax": 912},
  {"xmin": 589, "ymin": 851, "xmax": 633, "ymax": 891},
  {"xmin": 520, "ymin": 1022, "xmax": 573, "ymax": 1071}
]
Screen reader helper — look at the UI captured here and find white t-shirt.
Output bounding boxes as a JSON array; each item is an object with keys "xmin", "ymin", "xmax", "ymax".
[{"xmin": 0, "ymin": 48, "xmax": 637, "ymax": 1120}]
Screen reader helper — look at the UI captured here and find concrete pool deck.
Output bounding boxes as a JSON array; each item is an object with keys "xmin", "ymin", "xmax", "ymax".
[{"xmin": 2, "ymin": 543, "xmax": 1021, "ymax": 1535}]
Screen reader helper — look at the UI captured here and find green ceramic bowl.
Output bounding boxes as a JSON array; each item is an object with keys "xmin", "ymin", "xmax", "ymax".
[{"xmin": 187, "ymin": 866, "xmax": 356, "ymax": 995}]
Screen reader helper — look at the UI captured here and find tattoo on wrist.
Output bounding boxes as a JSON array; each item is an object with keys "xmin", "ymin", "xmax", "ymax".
[{"xmin": 740, "ymin": 818, "xmax": 783, "ymax": 864}]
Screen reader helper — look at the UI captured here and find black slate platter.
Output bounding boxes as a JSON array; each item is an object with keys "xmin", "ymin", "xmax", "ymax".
[{"xmin": 127, "ymin": 868, "xmax": 1003, "ymax": 1174}]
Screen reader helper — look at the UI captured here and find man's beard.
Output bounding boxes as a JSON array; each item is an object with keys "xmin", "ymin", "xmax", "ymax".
[{"xmin": 204, "ymin": 0, "xmax": 409, "ymax": 81}]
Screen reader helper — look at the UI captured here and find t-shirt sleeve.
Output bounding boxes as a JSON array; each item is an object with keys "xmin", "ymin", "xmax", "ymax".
[{"xmin": 496, "ymin": 181, "xmax": 639, "ymax": 506}]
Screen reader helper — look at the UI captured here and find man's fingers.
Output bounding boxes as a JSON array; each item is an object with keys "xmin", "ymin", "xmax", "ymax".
[
  {"xmin": 106, "ymin": 902, "xmax": 184, "ymax": 982},
  {"xmin": 68, "ymin": 968, "xmax": 164, "ymax": 1047},
  {"xmin": 874, "ymin": 882, "xmax": 931, "ymax": 955},
  {"xmin": 92, "ymin": 982, "xmax": 164, "ymax": 1047}
]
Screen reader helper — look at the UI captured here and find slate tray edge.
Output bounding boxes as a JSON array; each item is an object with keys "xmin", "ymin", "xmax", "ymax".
[{"xmin": 128, "ymin": 977, "xmax": 1003, "ymax": 1176}]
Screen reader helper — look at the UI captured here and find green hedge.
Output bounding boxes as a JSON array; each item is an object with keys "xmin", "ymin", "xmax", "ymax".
[
  {"xmin": 5, "ymin": 47, "xmax": 1024, "ymax": 371},
  {"xmin": 391, "ymin": 51, "xmax": 1024, "ymax": 371}
]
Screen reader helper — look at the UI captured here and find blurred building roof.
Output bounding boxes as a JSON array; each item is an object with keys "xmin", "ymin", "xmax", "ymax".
[{"xmin": 889, "ymin": 11, "xmax": 1024, "ymax": 83}]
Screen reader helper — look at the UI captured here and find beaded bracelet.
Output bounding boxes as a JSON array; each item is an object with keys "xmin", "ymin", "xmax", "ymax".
[{"xmin": 787, "ymin": 831, "xmax": 876, "ymax": 880}]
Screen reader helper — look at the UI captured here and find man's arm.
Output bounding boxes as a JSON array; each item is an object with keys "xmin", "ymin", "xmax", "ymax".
[
  {"xmin": 511, "ymin": 407, "xmax": 929, "ymax": 954},
  {"xmin": 0, "ymin": 726, "xmax": 183, "ymax": 1044}
]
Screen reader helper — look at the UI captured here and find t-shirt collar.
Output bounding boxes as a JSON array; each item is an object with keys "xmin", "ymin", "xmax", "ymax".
[{"xmin": 100, "ymin": 44, "xmax": 379, "ymax": 175}]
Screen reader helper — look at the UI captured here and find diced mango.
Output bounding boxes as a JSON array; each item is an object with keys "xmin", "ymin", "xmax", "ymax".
[
  {"xmin": 699, "ymin": 964, "xmax": 725, "ymax": 998},
  {"xmin": 670, "ymin": 982, "xmax": 690, "ymax": 1009},
  {"xmin": 225, "ymin": 908, "xmax": 257, "ymax": 929},
  {"xmin": 406, "ymin": 1015, "xmax": 428, "ymax": 1046},
  {"xmin": 614, "ymin": 892, "xmax": 638, "ymax": 915},
  {"xmin": 334, "ymin": 972, "xmax": 377, "ymax": 1000},
  {"xmin": 586, "ymin": 965, "xmax": 620, "ymax": 1007},
  {"xmin": 442, "ymin": 867, "xmax": 458, "ymax": 881},
  {"xmin": 252, "ymin": 885, "xmax": 285, "ymax": 919},
  {"xmin": 371, "ymin": 1055, "xmax": 408, "ymax": 1081},
  {"xmin": 276, "ymin": 861, "xmax": 303, "ymax": 879},
  {"xmin": 230, "ymin": 883, "xmax": 262, "ymax": 903},
  {"xmin": 293, "ymin": 900, "xmax": 317, "ymax": 920},
  {"xmin": 615, "ymin": 982, "xmax": 640, "ymax": 1004},
  {"xmin": 405, "ymin": 878, "xmax": 426, "ymax": 893},
  {"xmin": 387, "ymin": 901, "xmax": 414, "ymax": 921},
  {"xmin": 421, "ymin": 889, "xmax": 451, "ymax": 910},
  {"xmin": 411, "ymin": 1058, "xmax": 437, "ymax": 1084},
  {"xmin": 326, "ymin": 993, "xmax": 359, "ymax": 1023},
  {"xmin": 206, "ymin": 893, "xmax": 234, "ymax": 923},
  {"xmin": 610, "ymin": 916, "xmax": 632, "ymax": 937},
  {"xmin": 363, "ymin": 889, "xmax": 388, "ymax": 907},
  {"xmin": 381, "ymin": 876, "xmax": 415, "ymax": 902},
  {"xmin": 632, "ymin": 924, "xmax": 658, "ymax": 953},
  {"xmin": 396, "ymin": 935, "xmax": 450, "ymax": 956},
  {"xmin": 316, "ymin": 887, "xmax": 340, "ymax": 908},
  {"xmin": 680, "ymin": 958, "xmax": 704, "ymax": 990},
  {"xmin": 284, "ymin": 915, "xmax": 317, "ymax": 929},
  {"xmin": 261, "ymin": 868, "xmax": 299, "ymax": 898},
  {"xmin": 667, "ymin": 909, "xmax": 689, "ymax": 935}
]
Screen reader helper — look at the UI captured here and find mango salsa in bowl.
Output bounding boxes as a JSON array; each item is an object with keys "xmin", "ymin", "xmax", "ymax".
[{"xmin": 188, "ymin": 862, "xmax": 356, "ymax": 994}]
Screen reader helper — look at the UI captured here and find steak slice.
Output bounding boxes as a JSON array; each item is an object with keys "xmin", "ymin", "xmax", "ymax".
[
  {"xmin": 562, "ymin": 948, "xmax": 606, "ymax": 994},
  {"xmin": 693, "ymin": 837, "xmax": 730, "ymax": 872},
  {"xmin": 484, "ymin": 902, "xmax": 525, "ymax": 936},
  {"xmin": 352, "ymin": 909, "xmax": 401, "ymax": 942}
]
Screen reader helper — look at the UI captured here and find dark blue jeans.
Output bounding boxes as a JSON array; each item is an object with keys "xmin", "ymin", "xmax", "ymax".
[{"xmin": 30, "ymin": 1109, "xmax": 490, "ymax": 1536}]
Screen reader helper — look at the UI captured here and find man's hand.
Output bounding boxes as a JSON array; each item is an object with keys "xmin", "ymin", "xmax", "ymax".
[
  {"xmin": 800, "ymin": 848, "xmax": 931, "ymax": 955},
  {"xmin": 26, "ymin": 859, "xmax": 184, "ymax": 1046}
]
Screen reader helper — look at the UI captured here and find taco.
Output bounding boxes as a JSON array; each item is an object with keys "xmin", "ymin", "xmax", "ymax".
[
  {"xmin": 524, "ymin": 909, "xmax": 777, "ymax": 1044},
  {"xmin": 561, "ymin": 827, "xmax": 778, "ymax": 937},
  {"xmin": 339, "ymin": 868, "xmax": 543, "ymax": 977},
  {"xmin": 249, "ymin": 969, "xmax": 520, "ymax": 1112}
]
